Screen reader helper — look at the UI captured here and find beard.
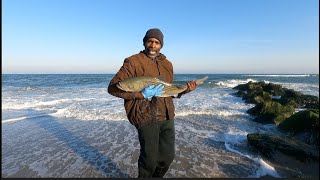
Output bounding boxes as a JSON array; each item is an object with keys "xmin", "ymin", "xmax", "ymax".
[{"xmin": 145, "ymin": 48, "xmax": 159, "ymax": 59}]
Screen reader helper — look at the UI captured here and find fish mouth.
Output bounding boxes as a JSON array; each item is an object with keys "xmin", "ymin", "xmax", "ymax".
[{"xmin": 116, "ymin": 82, "xmax": 124, "ymax": 91}]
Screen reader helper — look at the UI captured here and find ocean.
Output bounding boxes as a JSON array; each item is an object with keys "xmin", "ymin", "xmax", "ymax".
[{"xmin": 2, "ymin": 74, "xmax": 319, "ymax": 178}]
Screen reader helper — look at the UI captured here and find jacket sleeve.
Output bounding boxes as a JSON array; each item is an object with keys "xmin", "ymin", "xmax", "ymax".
[{"xmin": 108, "ymin": 59, "xmax": 141, "ymax": 100}]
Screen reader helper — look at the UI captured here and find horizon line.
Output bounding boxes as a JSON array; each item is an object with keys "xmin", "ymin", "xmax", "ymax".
[{"xmin": 2, "ymin": 73, "xmax": 319, "ymax": 75}]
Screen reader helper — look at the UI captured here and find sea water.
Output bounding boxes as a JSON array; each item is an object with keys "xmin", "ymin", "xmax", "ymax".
[{"xmin": 2, "ymin": 74, "xmax": 319, "ymax": 178}]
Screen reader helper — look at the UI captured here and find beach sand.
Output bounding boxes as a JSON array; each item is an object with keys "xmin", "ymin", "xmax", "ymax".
[{"xmin": 2, "ymin": 114, "xmax": 316, "ymax": 178}]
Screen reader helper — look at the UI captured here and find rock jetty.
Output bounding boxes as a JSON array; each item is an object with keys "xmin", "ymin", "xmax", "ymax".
[{"xmin": 233, "ymin": 81, "xmax": 319, "ymax": 178}]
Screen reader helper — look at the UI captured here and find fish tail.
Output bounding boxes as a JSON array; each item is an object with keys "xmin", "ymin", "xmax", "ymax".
[{"xmin": 195, "ymin": 76, "xmax": 208, "ymax": 85}]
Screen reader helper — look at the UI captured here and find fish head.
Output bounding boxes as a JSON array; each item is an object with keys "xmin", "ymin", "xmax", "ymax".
[
  {"xmin": 116, "ymin": 82, "xmax": 132, "ymax": 91},
  {"xmin": 116, "ymin": 82, "xmax": 125, "ymax": 91},
  {"xmin": 116, "ymin": 76, "xmax": 160, "ymax": 92},
  {"xmin": 116, "ymin": 81, "xmax": 140, "ymax": 92}
]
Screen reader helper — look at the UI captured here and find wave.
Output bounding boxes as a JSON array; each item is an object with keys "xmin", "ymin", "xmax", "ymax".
[
  {"xmin": 15, "ymin": 86, "xmax": 34, "ymax": 91},
  {"xmin": 2, "ymin": 106, "xmax": 127, "ymax": 123},
  {"xmin": 274, "ymin": 82, "xmax": 319, "ymax": 97},
  {"xmin": 225, "ymin": 143, "xmax": 281, "ymax": 178},
  {"xmin": 212, "ymin": 78, "xmax": 318, "ymax": 97},
  {"xmin": 1, "ymin": 98, "xmax": 97, "ymax": 110},
  {"xmin": 213, "ymin": 79, "xmax": 267, "ymax": 88},
  {"xmin": 50, "ymin": 103, "xmax": 249, "ymax": 121},
  {"xmin": 243, "ymin": 74, "xmax": 310, "ymax": 77},
  {"xmin": 2, "ymin": 117, "xmax": 28, "ymax": 124},
  {"xmin": 209, "ymin": 130, "xmax": 282, "ymax": 178},
  {"xmin": 175, "ymin": 109, "xmax": 248, "ymax": 117},
  {"xmin": 50, "ymin": 108, "xmax": 127, "ymax": 121},
  {"xmin": 216, "ymin": 79, "xmax": 257, "ymax": 88},
  {"xmin": 2, "ymin": 114, "xmax": 48, "ymax": 124}
]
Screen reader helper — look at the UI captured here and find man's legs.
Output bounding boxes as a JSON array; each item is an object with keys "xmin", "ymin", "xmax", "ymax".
[
  {"xmin": 137, "ymin": 122, "xmax": 160, "ymax": 177},
  {"xmin": 152, "ymin": 120, "xmax": 175, "ymax": 177},
  {"xmin": 137, "ymin": 120, "xmax": 175, "ymax": 178}
]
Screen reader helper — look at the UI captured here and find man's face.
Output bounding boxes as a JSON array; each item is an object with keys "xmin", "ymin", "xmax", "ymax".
[{"xmin": 144, "ymin": 38, "xmax": 162, "ymax": 59}]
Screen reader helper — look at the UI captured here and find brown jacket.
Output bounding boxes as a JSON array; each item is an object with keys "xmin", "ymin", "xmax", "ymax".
[{"xmin": 108, "ymin": 51, "xmax": 175, "ymax": 128}]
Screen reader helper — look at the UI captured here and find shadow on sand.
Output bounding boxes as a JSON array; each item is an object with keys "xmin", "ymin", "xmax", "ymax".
[{"xmin": 32, "ymin": 114, "xmax": 129, "ymax": 178}]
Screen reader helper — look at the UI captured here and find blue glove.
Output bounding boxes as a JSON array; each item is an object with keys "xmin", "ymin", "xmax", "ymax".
[
  {"xmin": 154, "ymin": 84, "xmax": 164, "ymax": 97},
  {"xmin": 141, "ymin": 84, "xmax": 164, "ymax": 99}
]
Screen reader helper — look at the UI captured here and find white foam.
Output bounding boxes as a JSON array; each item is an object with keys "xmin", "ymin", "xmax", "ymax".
[
  {"xmin": 244, "ymin": 74, "xmax": 310, "ymax": 77},
  {"xmin": 175, "ymin": 109, "xmax": 245, "ymax": 117},
  {"xmin": 2, "ymin": 98, "xmax": 99, "ymax": 110},
  {"xmin": 50, "ymin": 107, "xmax": 127, "ymax": 121},
  {"xmin": 215, "ymin": 79, "xmax": 261, "ymax": 88},
  {"xmin": 224, "ymin": 132, "xmax": 247, "ymax": 145},
  {"xmin": 274, "ymin": 82, "xmax": 319, "ymax": 97},
  {"xmin": 209, "ymin": 130, "xmax": 282, "ymax": 178},
  {"xmin": 272, "ymin": 96, "xmax": 281, "ymax": 99},
  {"xmin": 252, "ymin": 158, "xmax": 282, "ymax": 178},
  {"xmin": 225, "ymin": 143, "xmax": 281, "ymax": 178},
  {"xmin": 2, "ymin": 114, "xmax": 48, "ymax": 124},
  {"xmin": 181, "ymin": 125, "xmax": 212, "ymax": 138},
  {"xmin": 2, "ymin": 98, "xmax": 72, "ymax": 110},
  {"xmin": 2, "ymin": 117, "xmax": 28, "ymax": 124},
  {"xmin": 174, "ymin": 93, "xmax": 251, "ymax": 119},
  {"xmin": 295, "ymin": 108, "xmax": 307, "ymax": 113}
]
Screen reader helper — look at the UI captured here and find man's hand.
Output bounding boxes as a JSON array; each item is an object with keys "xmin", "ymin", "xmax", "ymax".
[
  {"xmin": 186, "ymin": 81, "xmax": 197, "ymax": 92},
  {"xmin": 177, "ymin": 81, "xmax": 197, "ymax": 98},
  {"xmin": 141, "ymin": 84, "xmax": 164, "ymax": 99}
]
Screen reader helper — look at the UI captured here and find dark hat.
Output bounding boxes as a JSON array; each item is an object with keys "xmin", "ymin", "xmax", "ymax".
[{"xmin": 143, "ymin": 28, "xmax": 164, "ymax": 47}]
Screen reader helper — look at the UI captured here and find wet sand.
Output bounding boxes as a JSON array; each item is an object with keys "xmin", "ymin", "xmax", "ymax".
[{"xmin": 2, "ymin": 115, "xmax": 317, "ymax": 178}]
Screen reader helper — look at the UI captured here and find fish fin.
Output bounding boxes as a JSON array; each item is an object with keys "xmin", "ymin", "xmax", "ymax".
[{"xmin": 156, "ymin": 75, "xmax": 172, "ymax": 86}]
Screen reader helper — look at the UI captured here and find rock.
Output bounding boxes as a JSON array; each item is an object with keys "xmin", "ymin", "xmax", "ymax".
[
  {"xmin": 234, "ymin": 82, "xmax": 284, "ymax": 97},
  {"xmin": 263, "ymin": 83, "xmax": 285, "ymax": 96},
  {"xmin": 234, "ymin": 81, "xmax": 319, "ymax": 144},
  {"xmin": 233, "ymin": 81, "xmax": 256, "ymax": 91},
  {"xmin": 260, "ymin": 150, "xmax": 319, "ymax": 178},
  {"xmin": 281, "ymin": 89, "xmax": 319, "ymax": 108},
  {"xmin": 278, "ymin": 110, "xmax": 319, "ymax": 145},
  {"xmin": 233, "ymin": 90, "xmax": 246, "ymax": 97},
  {"xmin": 247, "ymin": 101, "xmax": 295, "ymax": 124},
  {"xmin": 233, "ymin": 81, "xmax": 320, "ymax": 178},
  {"xmin": 233, "ymin": 81, "xmax": 319, "ymax": 109},
  {"xmin": 244, "ymin": 91, "xmax": 272, "ymax": 104},
  {"xmin": 279, "ymin": 110, "xmax": 319, "ymax": 132},
  {"xmin": 304, "ymin": 100, "xmax": 319, "ymax": 109},
  {"xmin": 247, "ymin": 133, "xmax": 319, "ymax": 162}
]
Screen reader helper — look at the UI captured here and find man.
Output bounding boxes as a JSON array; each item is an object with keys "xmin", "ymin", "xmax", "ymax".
[{"xmin": 108, "ymin": 28, "xmax": 197, "ymax": 177}]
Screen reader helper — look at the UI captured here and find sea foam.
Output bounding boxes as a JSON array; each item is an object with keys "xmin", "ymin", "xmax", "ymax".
[{"xmin": 209, "ymin": 130, "xmax": 282, "ymax": 178}]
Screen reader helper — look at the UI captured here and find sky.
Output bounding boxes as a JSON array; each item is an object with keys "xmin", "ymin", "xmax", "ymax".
[{"xmin": 2, "ymin": 0, "xmax": 319, "ymax": 74}]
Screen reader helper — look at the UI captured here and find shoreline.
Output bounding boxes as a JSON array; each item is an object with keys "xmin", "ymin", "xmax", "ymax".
[{"xmin": 3, "ymin": 114, "xmax": 316, "ymax": 178}]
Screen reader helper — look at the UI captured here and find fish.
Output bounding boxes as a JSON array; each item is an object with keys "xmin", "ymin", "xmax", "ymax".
[{"xmin": 116, "ymin": 76, "xmax": 208, "ymax": 97}]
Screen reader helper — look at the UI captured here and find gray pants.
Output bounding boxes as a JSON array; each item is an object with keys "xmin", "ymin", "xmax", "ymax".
[{"xmin": 137, "ymin": 120, "xmax": 175, "ymax": 178}]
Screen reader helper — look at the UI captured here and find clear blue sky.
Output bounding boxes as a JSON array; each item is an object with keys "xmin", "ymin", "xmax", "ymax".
[{"xmin": 2, "ymin": 0, "xmax": 319, "ymax": 74}]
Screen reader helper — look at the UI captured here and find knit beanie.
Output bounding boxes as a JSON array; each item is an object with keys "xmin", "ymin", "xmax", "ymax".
[{"xmin": 143, "ymin": 28, "xmax": 164, "ymax": 47}]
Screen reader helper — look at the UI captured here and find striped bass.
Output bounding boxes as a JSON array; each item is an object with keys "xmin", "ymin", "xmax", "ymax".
[{"xmin": 116, "ymin": 76, "xmax": 208, "ymax": 97}]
